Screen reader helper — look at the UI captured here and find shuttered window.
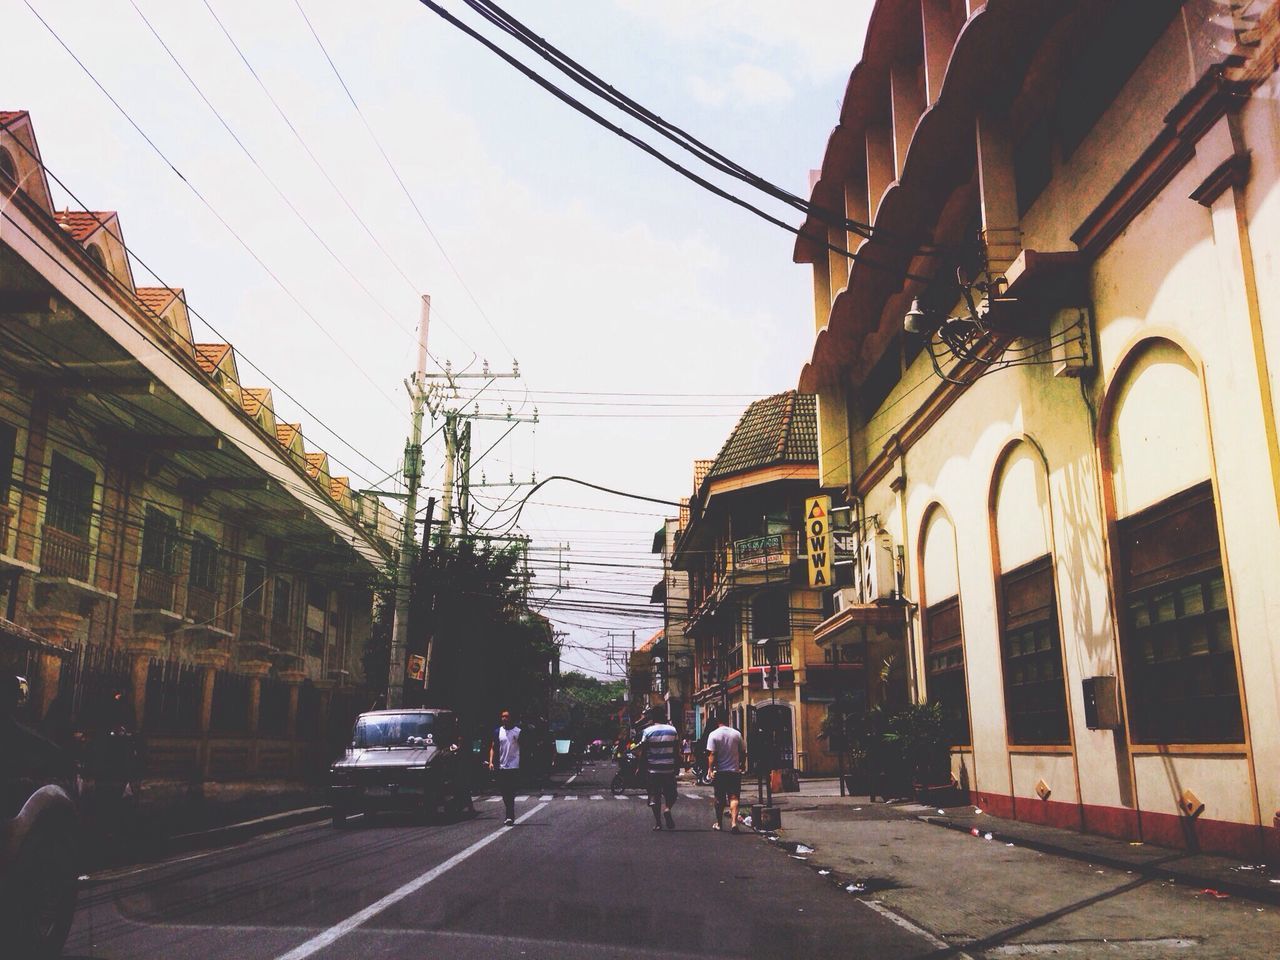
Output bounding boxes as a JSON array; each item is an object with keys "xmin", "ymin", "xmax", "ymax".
[
  {"xmin": 1000, "ymin": 556, "xmax": 1069, "ymax": 745},
  {"xmin": 1117, "ymin": 481, "xmax": 1243, "ymax": 744},
  {"xmin": 925, "ymin": 596, "xmax": 970, "ymax": 747},
  {"xmin": 46, "ymin": 452, "xmax": 95, "ymax": 540}
]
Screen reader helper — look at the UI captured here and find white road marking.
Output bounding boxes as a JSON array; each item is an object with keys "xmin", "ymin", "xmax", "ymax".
[
  {"xmin": 539, "ymin": 795, "xmax": 553, "ymax": 801},
  {"xmin": 273, "ymin": 802, "xmax": 549, "ymax": 960},
  {"xmin": 590, "ymin": 795, "xmax": 604, "ymax": 800},
  {"xmin": 565, "ymin": 773, "xmax": 578, "ymax": 785},
  {"xmin": 484, "ymin": 798, "xmax": 501, "ymax": 803},
  {"xmin": 614, "ymin": 794, "xmax": 630, "ymax": 800},
  {"xmin": 562, "ymin": 795, "xmax": 578, "ymax": 800},
  {"xmin": 860, "ymin": 900, "xmax": 975, "ymax": 960},
  {"xmin": 684, "ymin": 793, "xmax": 701, "ymax": 800},
  {"xmin": 515, "ymin": 795, "xmax": 529, "ymax": 802}
]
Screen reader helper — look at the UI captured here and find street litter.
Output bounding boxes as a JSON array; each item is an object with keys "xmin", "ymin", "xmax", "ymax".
[
  {"xmin": 1200, "ymin": 888, "xmax": 1230, "ymax": 899},
  {"xmin": 970, "ymin": 828, "xmax": 981, "ymax": 837},
  {"xmin": 796, "ymin": 844, "xmax": 815, "ymax": 854},
  {"xmin": 818, "ymin": 869, "xmax": 831, "ymax": 876},
  {"xmin": 974, "ymin": 808, "xmax": 983, "ymax": 815},
  {"xmin": 1233, "ymin": 864, "xmax": 1267, "ymax": 872},
  {"xmin": 846, "ymin": 882, "xmax": 866, "ymax": 893},
  {"xmin": 1128, "ymin": 841, "xmax": 1144, "ymax": 846},
  {"xmin": 938, "ymin": 809, "xmax": 946, "ymax": 815},
  {"xmin": 853, "ymin": 807, "xmax": 863, "ymax": 811},
  {"xmin": 983, "ymin": 832, "xmax": 993, "ymax": 840},
  {"xmin": 790, "ymin": 855, "xmax": 809, "ymax": 861},
  {"xmin": 741, "ymin": 816, "xmax": 754, "ymax": 827}
]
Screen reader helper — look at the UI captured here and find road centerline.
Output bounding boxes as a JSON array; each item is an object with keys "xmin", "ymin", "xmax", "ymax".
[{"xmin": 272, "ymin": 802, "xmax": 549, "ymax": 960}]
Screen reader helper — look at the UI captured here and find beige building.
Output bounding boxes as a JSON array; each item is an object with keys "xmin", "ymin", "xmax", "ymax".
[
  {"xmin": 0, "ymin": 110, "xmax": 396, "ymax": 771},
  {"xmin": 795, "ymin": 1, "xmax": 1280, "ymax": 858}
]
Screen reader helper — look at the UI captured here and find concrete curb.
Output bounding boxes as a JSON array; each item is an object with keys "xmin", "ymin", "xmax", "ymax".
[{"xmin": 917, "ymin": 814, "xmax": 1280, "ymax": 907}]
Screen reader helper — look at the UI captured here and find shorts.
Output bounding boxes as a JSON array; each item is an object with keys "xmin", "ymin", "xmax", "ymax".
[
  {"xmin": 646, "ymin": 771, "xmax": 677, "ymax": 806},
  {"xmin": 713, "ymin": 771, "xmax": 742, "ymax": 803}
]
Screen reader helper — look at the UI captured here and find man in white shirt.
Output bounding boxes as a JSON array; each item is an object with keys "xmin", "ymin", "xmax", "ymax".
[
  {"xmin": 487, "ymin": 709, "xmax": 521, "ymax": 826},
  {"xmin": 705, "ymin": 717, "xmax": 747, "ymax": 833}
]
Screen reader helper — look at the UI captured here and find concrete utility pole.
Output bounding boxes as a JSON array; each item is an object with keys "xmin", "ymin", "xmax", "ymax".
[
  {"xmin": 387, "ymin": 295, "xmax": 431, "ymax": 709},
  {"xmin": 439, "ymin": 413, "xmax": 457, "ymax": 551}
]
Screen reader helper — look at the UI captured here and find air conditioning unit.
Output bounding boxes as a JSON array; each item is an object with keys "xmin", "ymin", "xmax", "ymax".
[
  {"xmin": 855, "ymin": 529, "xmax": 896, "ymax": 601},
  {"xmin": 832, "ymin": 587, "xmax": 859, "ymax": 614}
]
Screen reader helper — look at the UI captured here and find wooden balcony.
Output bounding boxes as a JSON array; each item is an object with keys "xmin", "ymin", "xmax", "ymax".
[
  {"xmin": 186, "ymin": 584, "xmax": 220, "ymax": 626},
  {"xmin": 40, "ymin": 525, "xmax": 91, "ymax": 581},
  {"xmin": 136, "ymin": 567, "xmax": 178, "ymax": 611},
  {"xmin": 750, "ymin": 639, "xmax": 792, "ymax": 667}
]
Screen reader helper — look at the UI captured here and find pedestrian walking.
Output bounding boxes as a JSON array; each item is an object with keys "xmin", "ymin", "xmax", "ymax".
[
  {"xmin": 704, "ymin": 717, "xmax": 747, "ymax": 833},
  {"xmin": 487, "ymin": 709, "xmax": 521, "ymax": 826},
  {"xmin": 680, "ymin": 735, "xmax": 692, "ymax": 772},
  {"xmin": 636, "ymin": 705, "xmax": 679, "ymax": 831}
]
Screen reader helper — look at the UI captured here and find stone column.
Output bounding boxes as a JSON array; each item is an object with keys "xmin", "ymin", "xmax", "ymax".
[
  {"xmin": 314, "ymin": 678, "xmax": 336, "ymax": 741},
  {"xmin": 26, "ymin": 611, "xmax": 83, "ymax": 722},
  {"xmin": 241, "ymin": 659, "xmax": 272, "ymax": 737},
  {"xmin": 193, "ymin": 648, "xmax": 230, "ymax": 781},
  {"xmin": 280, "ymin": 669, "xmax": 306, "ymax": 740},
  {"xmin": 125, "ymin": 630, "xmax": 166, "ymax": 731}
]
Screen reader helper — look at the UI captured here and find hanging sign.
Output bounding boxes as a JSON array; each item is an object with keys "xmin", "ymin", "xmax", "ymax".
[
  {"xmin": 805, "ymin": 495, "xmax": 833, "ymax": 587},
  {"xmin": 407, "ymin": 654, "xmax": 426, "ymax": 682}
]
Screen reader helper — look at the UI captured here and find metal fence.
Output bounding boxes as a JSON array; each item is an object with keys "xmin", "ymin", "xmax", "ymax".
[
  {"xmin": 209, "ymin": 670, "xmax": 251, "ymax": 735},
  {"xmin": 258, "ymin": 675, "xmax": 290, "ymax": 737},
  {"xmin": 143, "ymin": 657, "xmax": 202, "ymax": 734},
  {"xmin": 57, "ymin": 641, "xmax": 132, "ymax": 725}
]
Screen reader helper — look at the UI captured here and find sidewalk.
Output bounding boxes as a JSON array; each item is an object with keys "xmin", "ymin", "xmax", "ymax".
[{"xmin": 751, "ymin": 794, "xmax": 1280, "ymax": 958}]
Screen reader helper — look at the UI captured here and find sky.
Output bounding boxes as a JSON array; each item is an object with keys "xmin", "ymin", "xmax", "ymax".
[{"xmin": 2, "ymin": 0, "xmax": 873, "ymax": 678}]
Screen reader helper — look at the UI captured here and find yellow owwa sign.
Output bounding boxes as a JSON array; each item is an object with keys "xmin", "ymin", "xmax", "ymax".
[{"xmin": 805, "ymin": 495, "xmax": 833, "ymax": 588}]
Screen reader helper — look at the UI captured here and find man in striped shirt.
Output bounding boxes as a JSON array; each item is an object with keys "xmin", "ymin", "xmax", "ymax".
[{"xmin": 637, "ymin": 705, "xmax": 679, "ymax": 831}]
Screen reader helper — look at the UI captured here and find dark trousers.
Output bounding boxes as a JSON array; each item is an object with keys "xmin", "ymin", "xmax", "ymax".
[{"xmin": 496, "ymin": 768, "xmax": 519, "ymax": 821}]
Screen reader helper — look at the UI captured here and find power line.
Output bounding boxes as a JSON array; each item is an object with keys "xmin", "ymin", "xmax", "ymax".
[
  {"xmin": 22, "ymin": 0, "xmax": 407, "ymax": 417},
  {"xmin": 292, "ymin": 0, "xmax": 516, "ymax": 363}
]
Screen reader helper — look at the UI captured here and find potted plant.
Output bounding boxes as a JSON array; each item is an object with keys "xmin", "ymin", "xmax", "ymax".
[{"xmin": 881, "ymin": 701, "xmax": 952, "ymax": 803}]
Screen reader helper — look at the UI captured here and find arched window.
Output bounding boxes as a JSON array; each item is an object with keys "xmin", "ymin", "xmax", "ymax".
[
  {"xmin": 85, "ymin": 243, "xmax": 107, "ymax": 271},
  {"xmin": 1104, "ymin": 340, "xmax": 1242, "ymax": 744},
  {"xmin": 920, "ymin": 507, "xmax": 970, "ymax": 746},
  {"xmin": 992, "ymin": 442, "xmax": 1069, "ymax": 745}
]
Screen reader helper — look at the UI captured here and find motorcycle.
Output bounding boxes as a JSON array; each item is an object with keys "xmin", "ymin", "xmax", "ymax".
[{"xmin": 610, "ymin": 750, "xmax": 645, "ymax": 795}]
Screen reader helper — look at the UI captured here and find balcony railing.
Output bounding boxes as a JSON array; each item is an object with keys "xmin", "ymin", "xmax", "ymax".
[
  {"xmin": 240, "ymin": 608, "xmax": 269, "ymax": 646},
  {"xmin": 41, "ymin": 525, "xmax": 91, "ymax": 581},
  {"xmin": 750, "ymin": 639, "xmax": 792, "ymax": 668},
  {"xmin": 137, "ymin": 568, "xmax": 177, "ymax": 611},
  {"xmin": 187, "ymin": 584, "xmax": 220, "ymax": 625},
  {"xmin": 0, "ymin": 504, "xmax": 12, "ymax": 556},
  {"xmin": 725, "ymin": 645, "xmax": 743, "ymax": 675}
]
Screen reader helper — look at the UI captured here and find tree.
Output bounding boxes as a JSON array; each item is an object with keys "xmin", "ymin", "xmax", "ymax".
[{"xmin": 554, "ymin": 671, "xmax": 625, "ymax": 743}]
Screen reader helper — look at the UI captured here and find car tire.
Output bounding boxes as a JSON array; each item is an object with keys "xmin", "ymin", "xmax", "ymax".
[{"xmin": 6, "ymin": 817, "xmax": 78, "ymax": 958}]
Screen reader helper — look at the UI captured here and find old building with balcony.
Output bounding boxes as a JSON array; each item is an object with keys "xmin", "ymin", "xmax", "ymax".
[
  {"xmin": 671, "ymin": 391, "xmax": 848, "ymax": 774},
  {"xmin": 0, "ymin": 109, "xmax": 397, "ymax": 778},
  {"xmin": 794, "ymin": 0, "xmax": 1280, "ymax": 858}
]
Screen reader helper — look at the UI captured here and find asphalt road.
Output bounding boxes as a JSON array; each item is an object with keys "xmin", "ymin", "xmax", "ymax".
[{"xmin": 65, "ymin": 763, "xmax": 936, "ymax": 959}]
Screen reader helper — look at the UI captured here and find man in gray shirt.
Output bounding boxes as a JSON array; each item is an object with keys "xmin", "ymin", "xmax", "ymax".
[{"xmin": 705, "ymin": 717, "xmax": 747, "ymax": 833}]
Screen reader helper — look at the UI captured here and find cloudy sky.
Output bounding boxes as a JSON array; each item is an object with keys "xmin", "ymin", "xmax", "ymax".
[{"xmin": 4, "ymin": 0, "xmax": 872, "ymax": 676}]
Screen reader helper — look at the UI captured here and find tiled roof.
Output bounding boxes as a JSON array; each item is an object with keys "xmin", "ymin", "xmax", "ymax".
[
  {"xmin": 276, "ymin": 422, "xmax": 301, "ymax": 447},
  {"xmin": 329, "ymin": 476, "xmax": 350, "ymax": 500},
  {"xmin": 679, "ymin": 497, "xmax": 690, "ymax": 530},
  {"xmin": 305, "ymin": 452, "xmax": 327, "ymax": 478},
  {"xmin": 53, "ymin": 209, "xmax": 113, "ymax": 242},
  {"xmin": 635, "ymin": 627, "xmax": 663, "ymax": 655},
  {"xmin": 194, "ymin": 343, "xmax": 231, "ymax": 374},
  {"xmin": 705, "ymin": 391, "xmax": 817, "ymax": 483},
  {"xmin": 241, "ymin": 387, "xmax": 271, "ymax": 417},
  {"xmin": 693, "ymin": 459, "xmax": 714, "ymax": 491},
  {"xmin": 0, "ymin": 111, "xmax": 29, "ymax": 128},
  {"xmin": 136, "ymin": 286, "xmax": 180, "ymax": 316}
]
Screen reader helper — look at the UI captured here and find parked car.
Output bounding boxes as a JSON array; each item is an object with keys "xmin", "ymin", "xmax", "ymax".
[
  {"xmin": 329, "ymin": 708, "xmax": 472, "ymax": 827},
  {"xmin": 0, "ymin": 673, "xmax": 80, "ymax": 957}
]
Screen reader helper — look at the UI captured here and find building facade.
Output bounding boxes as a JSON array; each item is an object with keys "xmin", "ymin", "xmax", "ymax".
[
  {"xmin": 0, "ymin": 110, "xmax": 395, "ymax": 744},
  {"xmin": 673, "ymin": 391, "xmax": 851, "ymax": 775},
  {"xmin": 795, "ymin": 1, "xmax": 1280, "ymax": 857}
]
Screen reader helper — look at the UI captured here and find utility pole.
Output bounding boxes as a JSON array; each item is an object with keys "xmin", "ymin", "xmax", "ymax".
[
  {"xmin": 439, "ymin": 413, "xmax": 457, "ymax": 551},
  {"xmin": 387, "ymin": 295, "xmax": 431, "ymax": 709},
  {"xmin": 458, "ymin": 420, "xmax": 472, "ymax": 537}
]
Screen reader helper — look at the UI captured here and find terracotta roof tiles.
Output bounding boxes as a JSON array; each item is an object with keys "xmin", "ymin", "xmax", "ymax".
[
  {"xmin": 135, "ymin": 286, "xmax": 180, "ymax": 316},
  {"xmin": 53, "ymin": 209, "xmax": 113, "ymax": 243},
  {"xmin": 276, "ymin": 422, "xmax": 300, "ymax": 447},
  {"xmin": 194, "ymin": 343, "xmax": 231, "ymax": 374},
  {"xmin": 241, "ymin": 387, "xmax": 271, "ymax": 417},
  {"xmin": 329, "ymin": 476, "xmax": 350, "ymax": 501},
  {"xmin": 305, "ymin": 452, "xmax": 327, "ymax": 478}
]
